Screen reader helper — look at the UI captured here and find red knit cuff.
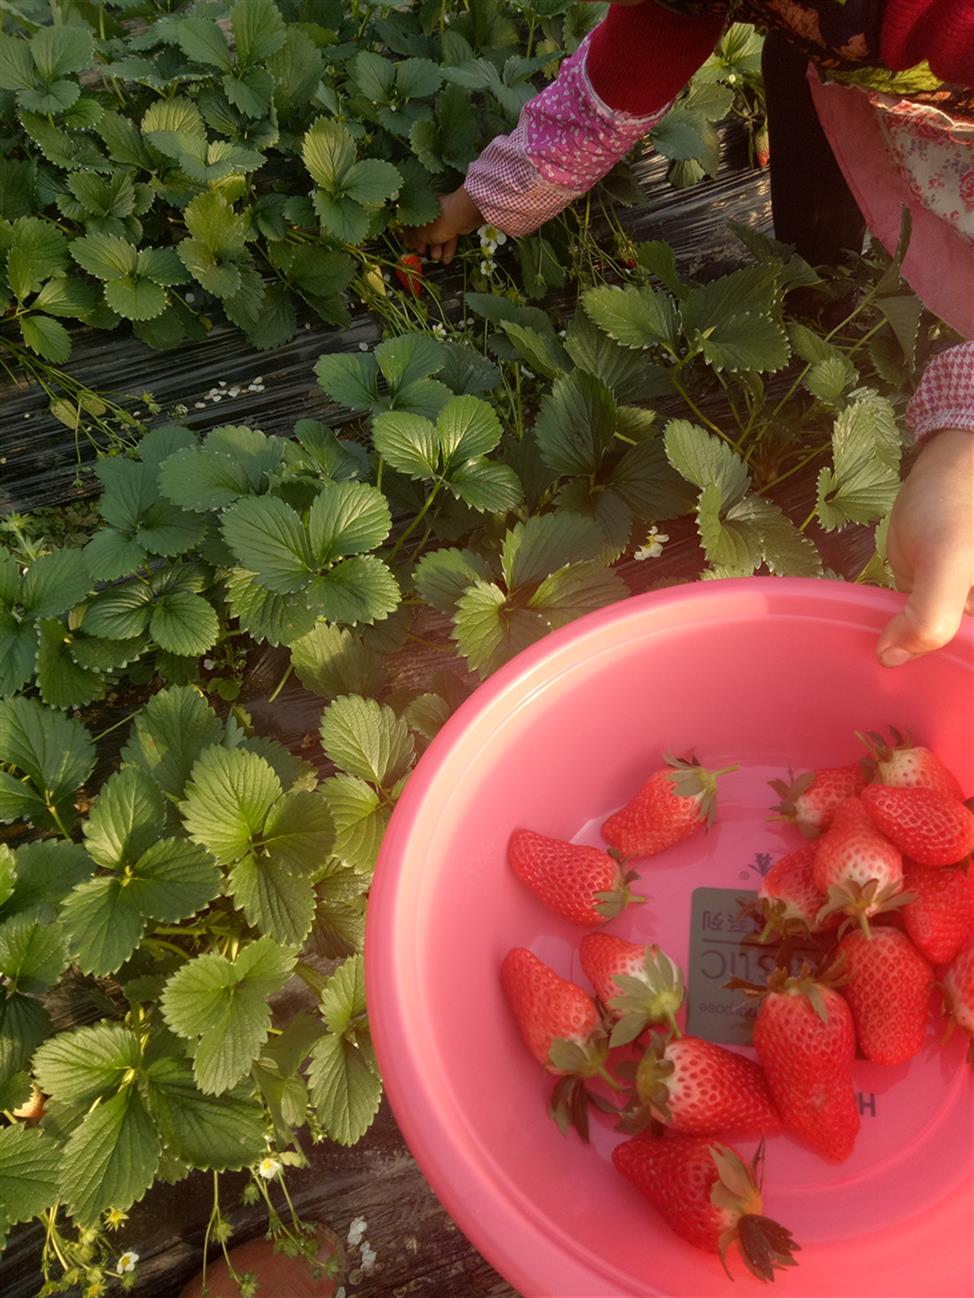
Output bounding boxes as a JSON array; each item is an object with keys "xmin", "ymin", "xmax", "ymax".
[
  {"xmin": 585, "ymin": 1, "xmax": 725, "ymax": 116},
  {"xmin": 882, "ymin": 0, "xmax": 974, "ymax": 85}
]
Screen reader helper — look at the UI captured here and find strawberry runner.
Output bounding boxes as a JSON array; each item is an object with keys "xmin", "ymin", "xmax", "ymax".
[{"xmin": 462, "ymin": 0, "xmax": 974, "ymax": 440}]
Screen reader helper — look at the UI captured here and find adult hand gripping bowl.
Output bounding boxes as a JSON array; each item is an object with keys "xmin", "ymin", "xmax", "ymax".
[{"xmin": 365, "ymin": 577, "xmax": 974, "ymax": 1298}]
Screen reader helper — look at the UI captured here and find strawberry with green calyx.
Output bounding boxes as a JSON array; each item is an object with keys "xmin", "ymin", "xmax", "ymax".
[
  {"xmin": 902, "ymin": 861, "xmax": 973, "ymax": 965},
  {"xmin": 602, "ymin": 753, "xmax": 739, "ymax": 861},
  {"xmin": 500, "ymin": 948, "xmax": 620, "ymax": 1140},
  {"xmin": 837, "ymin": 927, "xmax": 933, "ymax": 1066},
  {"xmin": 768, "ymin": 761, "xmax": 866, "ymax": 839},
  {"xmin": 616, "ymin": 1034, "xmax": 782, "ymax": 1137},
  {"xmin": 941, "ymin": 942, "xmax": 974, "ymax": 1064},
  {"xmin": 748, "ymin": 844, "xmax": 833, "ymax": 943},
  {"xmin": 579, "ymin": 933, "xmax": 685, "ymax": 1045},
  {"xmin": 612, "ymin": 1136, "xmax": 800, "ymax": 1282},
  {"xmin": 729, "ymin": 961, "xmax": 860, "ymax": 1162},
  {"xmin": 857, "ymin": 727, "xmax": 964, "ymax": 800},
  {"xmin": 860, "ymin": 783, "xmax": 974, "ymax": 868},
  {"xmin": 813, "ymin": 797, "xmax": 906, "ymax": 938},
  {"xmin": 508, "ymin": 830, "xmax": 645, "ymax": 927}
]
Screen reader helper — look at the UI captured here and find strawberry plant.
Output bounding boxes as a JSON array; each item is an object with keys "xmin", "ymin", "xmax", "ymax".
[{"xmin": 0, "ymin": 685, "xmax": 430, "ymax": 1290}]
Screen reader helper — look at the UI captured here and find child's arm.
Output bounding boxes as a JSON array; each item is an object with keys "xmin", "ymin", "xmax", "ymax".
[
  {"xmin": 878, "ymin": 343, "xmax": 974, "ymax": 665},
  {"xmin": 405, "ymin": 3, "xmax": 724, "ymax": 259}
]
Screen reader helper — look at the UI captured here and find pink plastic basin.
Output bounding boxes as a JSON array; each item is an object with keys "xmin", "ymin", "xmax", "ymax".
[{"xmin": 366, "ymin": 578, "xmax": 974, "ymax": 1298}]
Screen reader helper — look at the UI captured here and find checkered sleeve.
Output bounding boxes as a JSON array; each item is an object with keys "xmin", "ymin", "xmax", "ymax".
[
  {"xmin": 463, "ymin": 33, "xmax": 672, "ymax": 238},
  {"xmin": 906, "ymin": 343, "xmax": 974, "ymax": 442}
]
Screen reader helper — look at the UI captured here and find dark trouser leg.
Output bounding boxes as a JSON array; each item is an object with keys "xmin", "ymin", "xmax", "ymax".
[{"xmin": 762, "ymin": 30, "xmax": 867, "ymax": 264}]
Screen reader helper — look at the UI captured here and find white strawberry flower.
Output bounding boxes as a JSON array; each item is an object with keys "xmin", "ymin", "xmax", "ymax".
[
  {"xmin": 116, "ymin": 1252, "xmax": 139, "ymax": 1275},
  {"xmin": 634, "ymin": 527, "xmax": 669, "ymax": 561},
  {"xmin": 477, "ymin": 223, "xmax": 507, "ymax": 249},
  {"xmin": 257, "ymin": 1156, "xmax": 282, "ymax": 1180},
  {"xmin": 431, "ymin": 321, "xmax": 447, "ymax": 339},
  {"xmin": 479, "ymin": 257, "xmax": 497, "ymax": 277}
]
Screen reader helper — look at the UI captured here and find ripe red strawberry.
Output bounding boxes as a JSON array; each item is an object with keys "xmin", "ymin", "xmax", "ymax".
[
  {"xmin": 752, "ymin": 844, "xmax": 833, "ymax": 941},
  {"xmin": 618, "ymin": 1035, "xmax": 782, "ymax": 1137},
  {"xmin": 395, "ymin": 253, "xmax": 424, "ymax": 296},
  {"xmin": 942, "ymin": 942, "xmax": 974, "ymax": 1046},
  {"xmin": 860, "ymin": 784, "xmax": 974, "ymax": 868},
  {"xmin": 858, "ymin": 727, "xmax": 964, "ymax": 799},
  {"xmin": 813, "ymin": 797, "xmax": 904, "ymax": 936},
  {"xmin": 769, "ymin": 761, "xmax": 866, "ymax": 838},
  {"xmin": 734, "ymin": 964, "xmax": 860, "ymax": 1161},
  {"xmin": 612, "ymin": 1137, "xmax": 799, "ymax": 1281},
  {"xmin": 508, "ymin": 830, "xmax": 644, "ymax": 927},
  {"xmin": 837, "ymin": 927, "xmax": 933, "ymax": 1065},
  {"xmin": 602, "ymin": 754, "xmax": 738, "ymax": 861},
  {"xmin": 902, "ymin": 862, "xmax": 973, "ymax": 965},
  {"xmin": 500, "ymin": 948, "xmax": 618, "ymax": 1138},
  {"xmin": 579, "ymin": 933, "xmax": 685, "ymax": 1043}
]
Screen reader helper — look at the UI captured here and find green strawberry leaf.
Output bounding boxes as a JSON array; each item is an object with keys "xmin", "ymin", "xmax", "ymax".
[
  {"xmin": 0, "ymin": 1125, "xmax": 60, "ymax": 1226},
  {"xmin": 121, "ymin": 686, "xmax": 223, "ymax": 799},
  {"xmin": 307, "ymin": 482, "xmax": 392, "ymax": 565},
  {"xmin": 290, "ymin": 623, "xmax": 384, "ymax": 702},
  {"xmin": 412, "ymin": 547, "xmax": 493, "ymax": 614},
  {"xmin": 663, "ymin": 419, "xmax": 750, "ymax": 510},
  {"xmin": 59, "ymin": 875, "xmax": 145, "ymax": 976},
  {"xmin": 0, "ymin": 912, "xmax": 67, "ymax": 996},
  {"xmin": 0, "ymin": 841, "xmax": 93, "ymax": 923},
  {"xmin": 228, "ymin": 853, "xmax": 317, "ymax": 946},
  {"xmin": 59, "ymin": 1086, "xmax": 161, "ymax": 1226},
  {"xmin": 180, "ymin": 746, "xmax": 282, "ymax": 865},
  {"xmin": 33, "ymin": 1023, "xmax": 142, "ymax": 1106},
  {"xmin": 319, "ymin": 695, "xmax": 414, "ymax": 789},
  {"xmin": 160, "ymin": 937, "xmax": 296, "ymax": 1095},
  {"xmin": 453, "ymin": 581, "xmax": 546, "ymax": 677},
  {"xmin": 0, "ymin": 697, "xmax": 94, "ymax": 832},
  {"xmin": 19, "ymin": 549, "xmax": 90, "ymax": 619},
  {"xmin": 221, "ymin": 495, "xmax": 313, "ymax": 595},
  {"xmin": 34, "ymin": 619, "xmax": 109, "ymax": 711},
  {"xmin": 322, "ymin": 773, "xmax": 387, "ymax": 874},
  {"xmin": 307, "ymin": 555, "xmax": 400, "ymax": 626},
  {"xmin": 307, "ymin": 956, "xmax": 380, "ymax": 1145},
  {"xmin": 142, "ymin": 1056, "xmax": 265, "ymax": 1170},
  {"xmin": 533, "ymin": 371, "xmax": 617, "ymax": 477},
  {"xmin": 83, "ymin": 766, "xmax": 168, "ymax": 870},
  {"xmin": 582, "ymin": 284, "xmax": 679, "ymax": 351}
]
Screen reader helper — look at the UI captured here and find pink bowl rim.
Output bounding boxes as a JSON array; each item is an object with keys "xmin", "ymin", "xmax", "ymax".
[{"xmin": 364, "ymin": 576, "xmax": 974, "ymax": 1298}]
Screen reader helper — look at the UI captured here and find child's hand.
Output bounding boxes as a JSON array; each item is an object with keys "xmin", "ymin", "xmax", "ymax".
[
  {"xmin": 877, "ymin": 428, "xmax": 974, "ymax": 666},
  {"xmin": 403, "ymin": 187, "xmax": 484, "ymax": 265}
]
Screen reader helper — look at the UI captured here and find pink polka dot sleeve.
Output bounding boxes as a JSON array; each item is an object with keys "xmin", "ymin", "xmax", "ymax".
[
  {"xmin": 907, "ymin": 343, "xmax": 974, "ymax": 441},
  {"xmin": 464, "ymin": 33, "xmax": 672, "ymax": 238}
]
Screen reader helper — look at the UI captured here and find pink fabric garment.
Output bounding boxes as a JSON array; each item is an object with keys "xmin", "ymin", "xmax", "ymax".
[
  {"xmin": 807, "ymin": 70, "xmax": 974, "ymax": 340},
  {"xmin": 464, "ymin": 34, "xmax": 671, "ymax": 237},
  {"xmin": 808, "ymin": 69, "xmax": 974, "ymax": 439},
  {"xmin": 906, "ymin": 341, "xmax": 974, "ymax": 437}
]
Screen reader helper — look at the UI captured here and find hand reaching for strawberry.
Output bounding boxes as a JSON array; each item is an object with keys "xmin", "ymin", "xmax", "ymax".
[
  {"xmin": 402, "ymin": 186, "xmax": 484, "ymax": 265},
  {"xmin": 878, "ymin": 427, "xmax": 974, "ymax": 668}
]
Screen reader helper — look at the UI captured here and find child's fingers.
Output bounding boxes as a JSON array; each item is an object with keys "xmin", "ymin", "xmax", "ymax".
[
  {"xmin": 440, "ymin": 237, "xmax": 458, "ymax": 265},
  {"xmin": 877, "ymin": 553, "xmax": 973, "ymax": 666}
]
